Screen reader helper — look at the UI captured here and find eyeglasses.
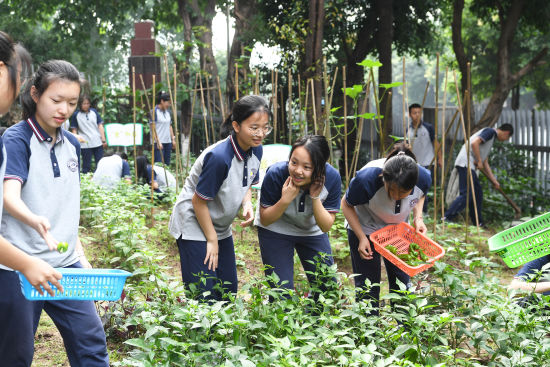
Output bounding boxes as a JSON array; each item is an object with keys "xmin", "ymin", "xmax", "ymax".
[{"xmin": 248, "ymin": 125, "xmax": 273, "ymax": 136}]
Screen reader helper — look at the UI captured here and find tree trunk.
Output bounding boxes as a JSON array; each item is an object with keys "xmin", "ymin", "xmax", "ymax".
[
  {"xmin": 301, "ymin": 0, "xmax": 324, "ymax": 133},
  {"xmin": 451, "ymin": 0, "xmax": 474, "ymax": 128},
  {"xmin": 227, "ymin": 0, "xmax": 257, "ymax": 110},
  {"xmin": 375, "ymin": 0, "xmax": 393, "ymax": 153}
]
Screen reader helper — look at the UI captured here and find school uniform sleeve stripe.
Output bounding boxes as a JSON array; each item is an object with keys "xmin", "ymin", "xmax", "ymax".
[
  {"xmin": 321, "ymin": 163, "xmax": 341, "ymax": 212},
  {"xmin": 345, "ymin": 167, "xmax": 380, "ymax": 206},
  {"xmin": 326, "ymin": 208, "xmax": 340, "ymax": 213},
  {"xmin": 4, "ymin": 174, "xmax": 23, "ymax": 183},
  {"xmin": 196, "ymin": 150, "xmax": 230, "ymax": 199},
  {"xmin": 195, "ymin": 190, "xmax": 213, "ymax": 201},
  {"xmin": 259, "ymin": 161, "xmax": 286, "ymax": 207}
]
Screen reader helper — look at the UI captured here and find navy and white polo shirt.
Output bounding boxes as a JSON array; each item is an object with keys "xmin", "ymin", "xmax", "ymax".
[
  {"xmin": 92, "ymin": 155, "xmax": 130, "ymax": 189},
  {"xmin": 455, "ymin": 128, "xmax": 496, "ymax": 168},
  {"xmin": 345, "ymin": 164, "xmax": 431, "ymax": 235},
  {"xmin": 0, "ymin": 117, "xmax": 81, "ymax": 269},
  {"xmin": 69, "ymin": 107, "xmax": 103, "ymax": 149},
  {"xmin": 150, "ymin": 107, "xmax": 172, "ymax": 144},
  {"xmin": 406, "ymin": 122, "xmax": 435, "ymax": 167},
  {"xmin": 254, "ymin": 161, "xmax": 341, "ymax": 236},
  {"xmin": 169, "ymin": 134, "xmax": 262, "ymax": 241},
  {"xmin": 146, "ymin": 165, "xmax": 176, "ymax": 192}
]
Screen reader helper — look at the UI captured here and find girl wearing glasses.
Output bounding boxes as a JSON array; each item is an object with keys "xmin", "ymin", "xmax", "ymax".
[
  {"xmin": 69, "ymin": 95, "xmax": 106, "ymax": 173},
  {"xmin": 169, "ymin": 95, "xmax": 270, "ymax": 300},
  {"xmin": 255, "ymin": 135, "xmax": 341, "ymax": 298}
]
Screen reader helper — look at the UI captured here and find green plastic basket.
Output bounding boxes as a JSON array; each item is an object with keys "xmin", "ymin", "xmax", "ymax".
[{"xmin": 488, "ymin": 212, "xmax": 550, "ymax": 268}]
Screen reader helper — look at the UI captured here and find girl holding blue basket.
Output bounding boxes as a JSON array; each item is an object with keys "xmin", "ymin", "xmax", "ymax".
[
  {"xmin": 342, "ymin": 143, "xmax": 431, "ymax": 315},
  {"xmin": 169, "ymin": 95, "xmax": 269, "ymax": 300},
  {"xmin": 0, "ymin": 33, "xmax": 63, "ymax": 296},
  {"xmin": 0, "ymin": 59, "xmax": 109, "ymax": 366},
  {"xmin": 255, "ymin": 135, "xmax": 341, "ymax": 296}
]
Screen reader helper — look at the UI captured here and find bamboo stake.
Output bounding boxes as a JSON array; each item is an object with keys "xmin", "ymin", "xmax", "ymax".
[
  {"xmin": 101, "ymin": 78, "xmax": 106, "ymax": 120},
  {"xmin": 343, "ymin": 67, "xmax": 349, "ymax": 185},
  {"xmin": 287, "ymin": 68, "xmax": 293, "ymax": 145},
  {"xmin": 206, "ymin": 75, "xmax": 216, "ymax": 141},
  {"xmin": 235, "ymin": 63, "xmax": 239, "ymax": 100},
  {"xmin": 303, "ymin": 77, "xmax": 309, "ymax": 135},
  {"xmin": 150, "ymin": 75, "xmax": 156, "ymax": 219},
  {"xmin": 310, "ymin": 78, "xmax": 318, "ymax": 134},
  {"xmin": 402, "ymin": 57, "xmax": 407, "ymax": 146},
  {"xmin": 187, "ymin": 74, "xmax": 199, "ymax": 171},
  {"xmin": 161, "ymin": 55, "xmax": 174, "ymax": 189},
  {"xmin": 174, "ymin": 65, "xmax": 181, "ymax": 191},
  {"xmin": 350, "ymin": 81, "xmax": 370, "ymax": 177},
  {"xmin": 453, "ymin": 71, "xmax": 480, "ymax": 243},
  {"xmin": 369, "ymin": 67, "xmax": 384, "ymax": 156},
  {"xmin": 441, "ymin": 67, "xmax": 448, "ymax": 228},
  {"xmin": 139, "ymin": 75, "xmax": 152, "ymax": 112},
  {"xmin": 466, "ymin": 62, "xmax": 481, "ymax": 241},
  {"xmin": 217, "ymin": 75, "xmax": 225, "ymax": 120},
  {"xmin": 274, "ymin": 71, "xmax": 278, "ymax": 143},
  {"xmin": 132, "ymin": 67, "xmax": 137, "ymax": 183},
  {"xmin": 198, "ymin": 75, "xmax": 210, "ymax": 146},
  {"xmin": 434, "ymin": 53, "xmax": 439, "ymax": 237},
  {"xmin": 322, "ymin": 58, "xmax": 334, "ymax": 163},
  {"xmin": 421, "ymin": 81, "xmax": 430, "ymax": 108}
]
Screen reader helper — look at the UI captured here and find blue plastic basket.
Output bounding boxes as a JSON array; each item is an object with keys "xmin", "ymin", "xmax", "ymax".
[{"xmin": 18, "ymin": 268, "xmax": 132, "ymax": 301}]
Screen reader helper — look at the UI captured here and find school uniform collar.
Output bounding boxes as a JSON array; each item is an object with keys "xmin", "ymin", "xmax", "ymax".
[
  {"xmin": 229, "ymin": 132, "xmax": 252, "ymax": 161},
  {"xmin": 409, "ymin": 121, "xmax": 424, "ymax": 130},
  {"xmin": 26, "ymin": 116, "xmax": 65, "ymax": 144}
]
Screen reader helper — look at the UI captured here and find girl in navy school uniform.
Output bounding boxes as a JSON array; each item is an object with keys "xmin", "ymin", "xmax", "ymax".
[
  {"xmin": 0, "ymin": 59, "xmax": 109, "ymax": 366},
  {"xmin": 150, "ymin": 91, "xmax": 176, "ymax": 166},
  {"xmin": 342, "ymin": 143, "xmax": 431, "ymax": 315},
  {"xmin": 69, "ymin": 95, "xmax": 106, "ymax": 173},
  {"xmin": 0, "ymin": 34, "xmax": 63, "ymax": 299},
  {"xmin": 169, "ymin": 95, "xmax": 270, "ymax": 300},
  {"xmin": 255, "ymin": 135, "xmax": 341, "ymax": 295}
]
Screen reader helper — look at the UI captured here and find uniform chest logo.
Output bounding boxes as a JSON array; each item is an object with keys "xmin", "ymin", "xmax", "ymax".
[
  {"xmin": 410, "ymin": 198, "xmax": 419, "ymax": 208},
  {"xmin": 250, "ymin": 168, "xmax": 258, "ymax": 180},
  {"xmin": 67, "ymin": 158, "xmax": 79, "ymax": 172}
]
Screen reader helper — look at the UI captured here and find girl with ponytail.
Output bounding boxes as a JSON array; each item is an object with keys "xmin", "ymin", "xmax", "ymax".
[
  {"xmin": 0, "ymin": 58, "xmax": 109, "ymax": 365},
  {"xmin": 169, "ymin": 95, "xmax": 270, "ymax": 300},
  {"xmin": 342, "ymin": 143, "xmax": 431, "ymax": 315}
]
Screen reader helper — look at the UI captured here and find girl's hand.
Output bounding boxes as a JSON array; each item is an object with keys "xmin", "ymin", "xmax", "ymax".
[
  {"xmin": 281, "ymin": 176, "xmax": 300, "ymax": 204},
  {"xmin": 204, "ymin": 239, "xmax": 219, "ymax": 271},
  {"xmin": 309, "ymin": 176, "xmax": 325, "ymax": 198},
  {"xmin": 31, "ymin": 215, "xmax": 57, "ymax": 251},
  {"xmin": 414, "ymin": 217, "xmax": 427, "ymax": 234},
  {"xmin": 157, "ymin": 142, "xmax": 163, "ymax": 151},
  {"xmin": 21, "ymin": 257, "xmax": 63, "ymax": 296},
  {"xmin": 240, "ymin": 202, "xmax": 254, "ymax": 227},
  {"xmin": 358, "ymin": 236, "xmax": 373, "ymax": 260}
]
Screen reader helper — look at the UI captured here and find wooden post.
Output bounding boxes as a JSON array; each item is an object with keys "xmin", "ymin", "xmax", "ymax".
[
  {"xmin": 217, "ymin": 75, "xmax": 225, "ymax": 120},
  {"xmin": 206, "ymin": 75, "xmax": 216, "ymax": 141},
  {"xmin": 173, "ymin": 65, "xmax": 181, "ymax": 191},
  {"xmin": 369, "ymin": 67, "xmax": 383, "ymax": 156},
  {"xmin": 303, "ymin": 78, "xmax": 309, "ymax": 135}
]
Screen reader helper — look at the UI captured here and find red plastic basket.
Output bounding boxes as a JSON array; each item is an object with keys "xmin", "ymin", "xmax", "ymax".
[{"xmin": 370, "ymin": 222, "xmax": 445, "ymax": 277}]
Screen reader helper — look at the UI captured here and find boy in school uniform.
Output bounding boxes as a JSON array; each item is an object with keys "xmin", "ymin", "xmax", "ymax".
[
  {"xmin": 444, "ymin": 123, "xmax": 514, "ymax": 226},
  {"xmin": 406, "ymin": 103, "xmax": 442, "ymax": 212}
]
